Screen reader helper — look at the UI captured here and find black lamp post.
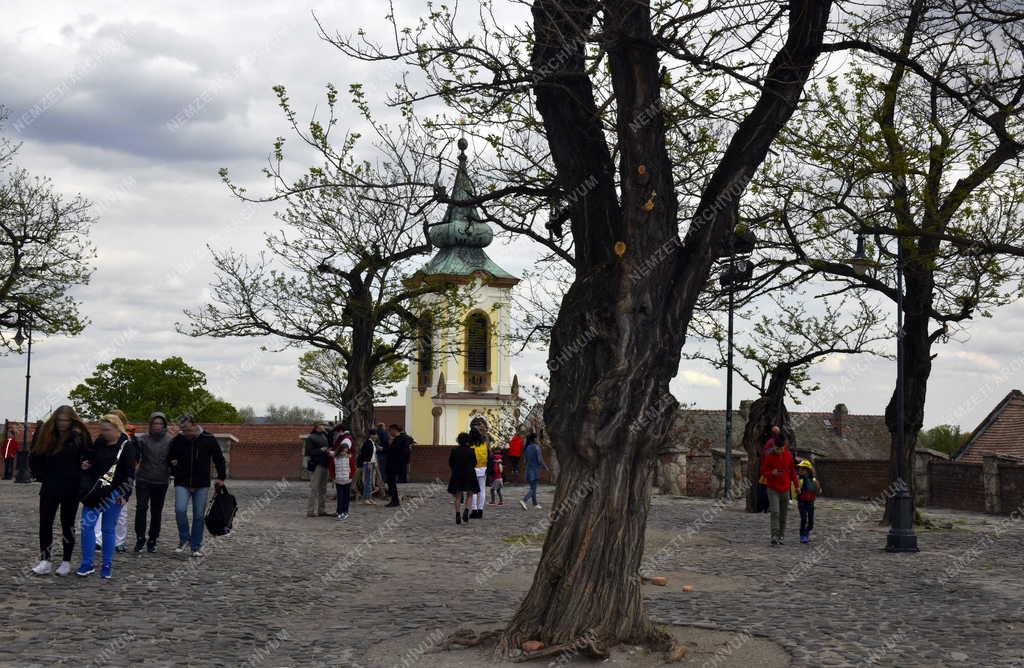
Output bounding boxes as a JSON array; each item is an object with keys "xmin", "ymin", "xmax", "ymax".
[
  {"xmin": 720, "ymin": 227, "xmax": 755, "ymax": 500},
  {"xmin": 850, "ymin": 233, "xmax": 918, "ymax": 552},
  {"xmin": 13, "ymin": 313, "xmax": 33, "ymax": 484}
]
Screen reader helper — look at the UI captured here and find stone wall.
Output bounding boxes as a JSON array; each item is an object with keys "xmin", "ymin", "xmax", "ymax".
[{"xmin": 999, "ymin": 464, "xmax": 1024, "ymax": 515}]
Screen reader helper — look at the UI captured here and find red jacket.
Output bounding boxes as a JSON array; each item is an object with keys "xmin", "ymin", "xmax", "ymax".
[
  {"xmin": 761, "ymin": 445, "xmax": 797, "ymax": 493},
  {"xmin": 508, "ymin": 434, "xmax": 524, "ymax": 457},
  {"xmin": 3, "ymin": 437, "xmax": 18, "ymax": 459}
]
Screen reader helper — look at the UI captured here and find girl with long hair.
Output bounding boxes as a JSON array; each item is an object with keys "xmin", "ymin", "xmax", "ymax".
[
  {"xmin": 29, "ymin": 405, "xmax": 91, "ymax": 576},
  {"xmin": 76, "ymin": 414, "xmax": 138, "ymax": 578}
]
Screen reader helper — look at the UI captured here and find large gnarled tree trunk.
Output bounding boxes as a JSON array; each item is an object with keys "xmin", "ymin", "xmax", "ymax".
[
  {"xmin": 498, "ymin": 0, "xmax": 834, "ymax": 655},
  {"xmin": 741, "ymin": 366, "xmax": 795, "ymax": 512}
]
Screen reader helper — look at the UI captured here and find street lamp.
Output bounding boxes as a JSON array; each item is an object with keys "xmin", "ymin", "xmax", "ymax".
[
  {"xmin": 14, "ymin": 312, "xmax": 33, "ymax": 484},
  {"xmin": 720, "ymin": 226, "xmax": 755, "ymax": 501},
  {"xmin": 847, "ymin": 232, "xmax": 918, "ymax": 552}
]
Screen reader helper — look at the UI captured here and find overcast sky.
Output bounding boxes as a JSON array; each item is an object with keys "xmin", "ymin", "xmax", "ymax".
[{"xmin": 1, "ymin": 1, "xmax": 1020, "ymax": 433}]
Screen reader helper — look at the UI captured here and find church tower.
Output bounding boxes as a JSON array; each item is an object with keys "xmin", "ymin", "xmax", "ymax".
[{"xmin": 403, "ymin": 139, "xmax": 520, "ymax": 445}]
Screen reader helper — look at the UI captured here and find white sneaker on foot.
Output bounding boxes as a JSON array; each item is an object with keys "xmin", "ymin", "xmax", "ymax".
[
  {"xmin": 55, "ymin": 561, "xmax": 72, "ymax": 577},
  {"xmin": 175, "ymin": 542, "xmax": 188, "ymax": 554},
  {"xmin": 533, "ymin": 504, "xmax": 543, "ymax": 510},
  {"xmin": 191, "ymin": 550, "xmax": 205, "ymax": 558},
  {"xmin": 31, "ymin": 560, "xmax": 52, "ymax": 575},
  {"xmin": 519, "ymin": 500, "xmax": 528, "ymax": 510}
]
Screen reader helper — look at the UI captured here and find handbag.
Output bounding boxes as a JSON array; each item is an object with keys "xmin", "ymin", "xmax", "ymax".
[
  {"xmin": 205, "ymin": 485, "xmax": 238, "ymax": 536},
  {"xmin": 81, "ymin": 439, "xmax": 128, "ymax": 507}
]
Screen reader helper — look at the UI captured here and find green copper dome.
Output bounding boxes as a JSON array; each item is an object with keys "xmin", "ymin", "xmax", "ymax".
[{"xmin": 417, "ymin": 139, "xmax": 517, "ymax": 283}]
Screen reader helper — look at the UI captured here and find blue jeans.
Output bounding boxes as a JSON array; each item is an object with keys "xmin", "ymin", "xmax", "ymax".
[
  {"xmin": 175, "ymin": 486, "xmax": 210, "ymax": 550},
  {"xmin": 362, "ymin": 463, "xmax": 374, "ymax": 499},
  {"xmin": 522, "ymin": 479, "xmax": 539, "ymax": 506},
  {"xmin": 80, "ymin": 491, "xmax": 123, "ymax": 569}
]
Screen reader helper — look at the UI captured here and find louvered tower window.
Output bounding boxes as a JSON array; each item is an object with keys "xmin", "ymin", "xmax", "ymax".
[
  {"xmin": 416, "ymin": 313, "xmax": 433, "ymax": 392},
  {"xmin": 464, "ymin": 311, "xmax": 491, "ymax": 391}
]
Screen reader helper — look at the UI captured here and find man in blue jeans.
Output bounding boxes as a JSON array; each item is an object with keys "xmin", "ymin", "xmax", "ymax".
[
  {"xmin": 166, "ymin": 415, "xmax": 226, "ymax": 557},
  {"xmin": 519, "ymin": 433, "xmax": 548, "ymax": 510}
]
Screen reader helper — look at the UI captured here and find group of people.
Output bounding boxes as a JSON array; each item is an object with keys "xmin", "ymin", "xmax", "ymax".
[
  {"xmin": 305, "ymin": 421, "xmax": 414, "ymax": 519},
  {"xmin": 25, "ymin": 405, "xmax": 226, "ymax": 580},
  {"xmin": 759, "ymin": 425, "xmax": 822, "ymax": 545},
  {"xmin": 447, "ymin": 423, "xmax": 547, "ymax": 525}
]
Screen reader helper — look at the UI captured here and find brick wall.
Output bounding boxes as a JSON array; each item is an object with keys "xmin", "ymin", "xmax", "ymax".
[
  {"xmin": 686, "ymin": 453, "xmax": 713, "ymax": 497},
  {"xmin": 999, "ymin": 465, "xmax": 1024, "ymax": 515},
  {"xmin": 814, "ymin": 459, "xmax": 890, "ymax": 500},
  {"xmin": 929, "ymin": 461, "xmax": 986, "ymax": 512},
  {"xmin": 227, "ymin": 442, "xmax": 556, "ymax": 484}
]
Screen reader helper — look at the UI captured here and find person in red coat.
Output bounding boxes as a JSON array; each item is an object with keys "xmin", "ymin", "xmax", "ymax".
[
  {"xmin": 3, "ymin": 422, "xmax": 19, "ymax": 480},
  {"xmin": 761, "ymin": 433, "xmax": 798, "ymax": 546},
  {"xmin": 506, "ymin": 433, "xmax": 524, "ymax": 482}
]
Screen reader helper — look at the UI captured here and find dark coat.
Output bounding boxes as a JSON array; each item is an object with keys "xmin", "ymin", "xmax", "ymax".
[
  {"xmin": 448, "ymin": 445, "xmax": 480, "ymax": 495},
  {"xmin": 305, "ymin": 431, "xmax": 331, "ymax": 468},
  {"xmin": 167, "ymin": 431, "xmax": 226, "ymax": 488},
  {"xmin": 356, "ymin": 438, "xmax": 376, "ymax": 466},
  {"xmin": 387, "ymin": 433, "xmax": 414, "ymax": 483},
  {"xmin": 29, "ymin": 428, "xmax": 89, "ymax": 498},
  {"xmin": 80, "ymin": 434, "xmax": 138, "ymax": 507}
]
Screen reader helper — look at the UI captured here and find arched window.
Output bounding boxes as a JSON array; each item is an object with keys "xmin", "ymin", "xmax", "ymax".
[
  {"xmin": 416, "ymin": 313, "xmax": 433, "ymax": 392},
  {"xmin": 464, "ymin": 311, "xmax": 491, "ymax": 391}
]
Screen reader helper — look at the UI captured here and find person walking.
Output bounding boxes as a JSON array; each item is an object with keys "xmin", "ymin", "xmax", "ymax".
[
  {"xmin": 77, "ymin": 414, "xmax": 138, "ymax": 578},
  {"xmin": 167, "ymin": 415, "xmax": 227, "ymax": 557},
  {"xmin": 448, "ymin": 432, "xmax": 479, "ymax": 524},
  {"xmin": 305, "ymin": 422, "xmax": 331, "ymax": 517},
  {"xmin": 797, "ymin": 459, "xmax": 822, "ymax": 544},
  {"xmin": 468, "ymin": 429, "xmax": 489, "ymax": 519},
  {"xmin": 489, "ymin": 450, "xmax": 504, "ymax": 506},
  {"xmin": 384, "ymin": 424, "xmax": 413, "ymax": 507},
  {"xmin": 357, "ymin": 430, "xmax": 378, "ymax": 505},
  {"xmin": 506, "ymin": 431, "xmax": 524, "ymax": 483},
  {"xmin": 761, "ymin": 433, "xmax": 798, "ymax": 546},
  {"xmin": 28, "ymin": 406, "xmax": 90, "ymax": 576},
  {"xmin": 330, "ymin": 437, "xmax": 356, "ymax": 520},
  {"xmin": 133, "ymin": 412, "xmax": 173, "ymax": 553},
  {"xmin": 3, "ymin": 421, "xmax": 19, "ymax": 480},
  {"xmin": 519, "ymin": 433, "xmax": 548, "ymax": 510}
]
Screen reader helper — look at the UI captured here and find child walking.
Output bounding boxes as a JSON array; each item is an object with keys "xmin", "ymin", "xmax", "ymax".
[
  {"xmin": 331, "ymin": 438, "xmax": 356, "ymax": 520},
  {"xmin": 489, "ymin": 451, "xmax": 504, "ymax": 506},
  {"xmin": 797, "ymin": 459, "xmax": 821, "ymax": 544},
  {"xmin": 448, "ymin": 432, "xmax": 479, "ymax": 525}
]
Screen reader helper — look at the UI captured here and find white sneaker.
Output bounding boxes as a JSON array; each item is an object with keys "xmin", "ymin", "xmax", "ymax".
[
  {"xmin": 174, "ymin": 542, "xmax": 188, "ymax": 554},
  {"xmin": 55, "ymin": 561, "xmax": 72, "ymax": 577},
  {"xmin": 519, "ymin": 500, "xmax": 528, "ymax": 510},
  {"xmin": 191, "ymin": 550, "xmax": 205, "ymax": 558},
  {"xmin": 533, "ymin": 504, "xmax": 543, "ymax": 510},
  {"xmin": 31, "ymin": 560, "xmax": 52, "ymax": 575},
  {"xmin": 341, "ymin": 513, "xmax": 348, "ymax": 520}
]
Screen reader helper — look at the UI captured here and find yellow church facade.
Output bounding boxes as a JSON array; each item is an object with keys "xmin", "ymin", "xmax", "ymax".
[{"xmin": 403, "ymin": 139, "xmax": 520, "ymax": 445}]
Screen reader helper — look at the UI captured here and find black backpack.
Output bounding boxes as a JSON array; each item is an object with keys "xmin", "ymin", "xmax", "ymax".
[{"xmin": 205, "ymin": 485, "xmax": 238, "ymax": 536}]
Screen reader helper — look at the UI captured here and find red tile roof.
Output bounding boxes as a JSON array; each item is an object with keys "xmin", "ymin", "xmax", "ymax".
[{"xmin": 956, "ymin": 390, "xmax": 1024, "ymax": 463}]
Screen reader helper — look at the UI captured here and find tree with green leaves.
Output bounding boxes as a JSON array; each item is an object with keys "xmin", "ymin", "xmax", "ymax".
[
  {"xmin": 0, "ymin": 111, "xmax": 95, "ymax": 351},
  {"xmin": 321, "ymin": 0, "xmax": 836, "ymax": 656},
  {"xmin": 264, "ymin": 404, "xmax": 325, "ymax": 424},
  {"xmin": 749, "ymin": 0, "xmax": 1024, "ymax": 521},
  {"xmin": 69, "ymin": 357, "xmax": 240, "ymax": 423},
  {"xmin": 297, "ymin": 346, "xmax": 406, "ymax": 412},
  {"xmin": 689, "ymin": 292, "xmax": 892, "ymax": 510},
  {"xmin": 918, "ymin": 424, "xmax": 971, "ymax": 457},
  {"xmin": 183, "ymin": 100, "xmax": 467, "ymax": 439}
]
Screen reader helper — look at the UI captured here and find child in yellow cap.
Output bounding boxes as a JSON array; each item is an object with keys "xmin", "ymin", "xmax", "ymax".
[{"xmin": 797, "ymin": 460, "xmax": 822, "ymax": 544}]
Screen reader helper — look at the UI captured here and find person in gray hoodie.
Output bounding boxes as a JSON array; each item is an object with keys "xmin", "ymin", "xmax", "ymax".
[{"xmin": 133, "ymin": 411, "xmax": 173, "ymax": 553}]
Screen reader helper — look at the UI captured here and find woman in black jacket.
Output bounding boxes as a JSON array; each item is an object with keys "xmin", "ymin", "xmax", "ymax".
[
  {"xmin": 29, "ymin": 405, "xmax": 90, "ymax": 577},
  {"xmin": 76, "ymin": 414, "xmax": 137, "ymax": 579},
  {"xmin": 448, "ymin": 432, "xmax": 480, "ymax": 525}
]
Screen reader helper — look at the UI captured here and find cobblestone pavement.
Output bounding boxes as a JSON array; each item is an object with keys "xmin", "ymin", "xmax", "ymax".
[{"xmin": 1, "ymin": 479, "xmax": 1022, "ymax": 667}]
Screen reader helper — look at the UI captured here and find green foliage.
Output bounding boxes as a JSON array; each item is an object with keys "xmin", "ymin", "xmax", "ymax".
[
  {"xmin": 68, "ymin": 357, "xmax": 241, "ymax": 423},
  {"xmin": 263, "ymin": 404, "xmax": 325, "ymax": 424},
  {"xmin": 297, "ymin": 347, "xmax": 407, "ymax": 410},
  {"xmin": 918, "ymin": 424, "xmax": 971, "ymax": 457}
]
